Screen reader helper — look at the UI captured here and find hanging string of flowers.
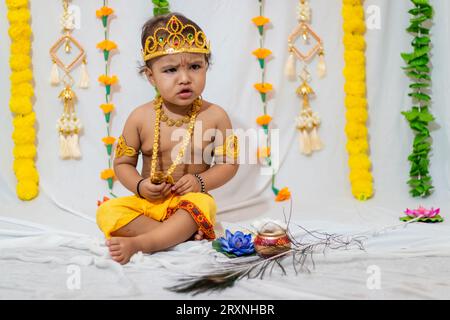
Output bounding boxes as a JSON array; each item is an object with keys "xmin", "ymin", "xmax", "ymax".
[
  {"xmin": 400, "ymin": 0, "xmax": 434, "ymax": 197},
  {"xmin": 152, "ymin": 0, "xmax": 170, "ymax": 16},
  {"xmin": 6, "ymin": 0, "xmax": 39, "ymax": 200},
  {"xmin": 342, "ymin": 0, "xmax": 373, "ymax": 201},
  {"xmin": 96, "ymin": 1, "xmax": 118, "ymax": 203},
  {"xmin": 252, "ymin": 0, "xmax": 290, "ymax": 202}
]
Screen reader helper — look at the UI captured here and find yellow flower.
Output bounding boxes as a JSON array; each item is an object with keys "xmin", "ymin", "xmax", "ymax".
[
  {"xmin": 256, "ymin": 115, "xmax": 272, "ymax": 126},
  {"xmin": 346, "ymin": 139, "xmax": 368, "ymax": 155},
  {"xmin": 100, "ymin": 103, "xmax": 115, "ymax": 113},
  {"xmin": 10, "ymin": 69, "xmax": 33, "ymax": 84},
  {"xmin": 8, "ymin": 23, "xmax": 31, "ymax": 39},
  {"xmin": 98, "ymin": 75, "xmax": 118, "ymax": 85},
  {"xmin": 344, "ymin": 50, "xmax": 365, "ymax": 65},
  {"xmin": 345, "ymin": 122, "xmax": 368, "ymax": 139},
  {"xmin": 12, "ymin": 126, "xmax": 35, "ymax": 144},
  {"xmin": 15, "ymin": 165, "xmax": 39, "ymax": 183},
  {"xmin": 345, "ymin": 108, "xmax": 368, "ymax": 123},
  {"xmin": 351, "ymin": 180, "xmax": 373, "ymax": 201},
  {"xmin": 13, "ymin": 144, "xmax": 36, "ymax": 159},
  {"xmin": 343, "ymin": 66, "xmax": 365, "ymax": 81},
  {"xmin": 343, "ymin": 34, "xmax": 366, "ymax": 51},
  {"xmin": 102, "ymin": 136, "xmax": 116, "ymax": 145},
  {"xmin": 96, "ymin": 6, "xmax": 114, "ymax": 18},
  {"xmin": 9, "ymin": 95, "xmax": 32, "ymax": 114},
  {"xmin": 343, "ymin": 0, "xmax": 363, "ymax": 6},
  {"xmin": 11, "ymin": 41, "xmax": 31, "ymax": 55},
  {"xmin": 252, "ymin": 48, "xmax": 272, "ymax": 59},
  {"xmin": 345, "ymin": 96, "xmax": 367, "ymax": 109},
  {"xmin": 96, "ymin": 40, "xmax": 118, "ymax": 51},
  {"xmin": 257, "ymin": 147, "xmax": 271, "ymax": 159},
  {"xmin": 342, "ymin": 5, "xmax": 364, "ymax": 21},
  {"xmin": 348, "ymin": 154, "xmax": 371, "ymax": 170},
  {"xmin": 13, "ymin": 158, "xmax": 34, "ymax": 174},
  {"xmin": 10, "ymin": 54, "xmax": 31, "ymax": 71},
  {"xmin": 17, "ymin": 180, "xmax": 39, "ymax": 201},
  {"xmin": 349, "ymin": 169, "xmax": 373, "ymax": 183},
  {"xmin": 13, "ymin": 112, "xmax": 35, "ymax": 127},
  {"xmin": 275, "ymin": 187, "xmax": 291, "ymax": 202},
  {"xmin": 344, "ymin": 81, "xmax": 366, "ymax": 96},
  {"xmin": 254, "ymin": 83, "xmax": 273, "ymax": 94},
  {"xmin": 252, "ymin": 16, "xmax": 270, "ymax": 26},
  {"xmin": 7, "ymin": 8, "xmax": 31, "ymax": 23},
  {"xmin": 5, "ymin": 0, "xmax": 29, "ymax": 10},
  {"xmin": 101, "ymin": 169, "xmax": 115, "ymax": 180},
  {"xmin": 343, "ymin": 19, "xmax": 366, "ymax": 34}
]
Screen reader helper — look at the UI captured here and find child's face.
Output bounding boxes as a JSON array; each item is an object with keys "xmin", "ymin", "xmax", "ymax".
[{"xmin": 146, "ymin": 52, "xmax": 208, "ymax": 106}]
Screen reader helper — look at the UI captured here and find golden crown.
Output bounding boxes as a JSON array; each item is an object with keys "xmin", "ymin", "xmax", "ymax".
[{"xmin": 142, "ymin": 15, "xmax": 210, "ymax": 62}]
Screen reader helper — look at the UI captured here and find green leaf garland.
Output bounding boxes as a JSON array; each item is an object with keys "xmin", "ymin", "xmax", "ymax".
[{"xmin": 401, "ymin": 0, "xmax": 435, "ymax": 198}]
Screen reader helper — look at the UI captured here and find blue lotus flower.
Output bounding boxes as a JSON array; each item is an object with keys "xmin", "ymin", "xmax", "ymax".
[{"xmin": 218, "ymin": 230, "xmax": 255, "ymax": 257}]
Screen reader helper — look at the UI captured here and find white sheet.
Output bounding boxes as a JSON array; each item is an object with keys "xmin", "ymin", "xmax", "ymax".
[{"xmin": 1, "ymin": 0, "xmax": 449, "ymax": 300}]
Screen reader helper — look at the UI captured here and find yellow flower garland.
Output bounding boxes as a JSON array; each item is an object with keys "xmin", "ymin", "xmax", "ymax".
[
  {"xmin": 342, "ymin": 0, "xmax": 373, "ymax": 200},
  {"xmin": 6, "ymin": 0, "xmax": 39, "ymax": 200}
]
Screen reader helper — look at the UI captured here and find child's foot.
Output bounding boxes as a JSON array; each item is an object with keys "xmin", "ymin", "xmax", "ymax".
[{"xmin": 106, "ymin": 237, "xmax": 141, "ymax": 265}]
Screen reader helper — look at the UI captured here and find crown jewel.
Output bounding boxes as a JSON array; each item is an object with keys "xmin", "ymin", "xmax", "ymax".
[{"xmin": 142, "ymin": 15, "xmax": 210, "ymax": 62}]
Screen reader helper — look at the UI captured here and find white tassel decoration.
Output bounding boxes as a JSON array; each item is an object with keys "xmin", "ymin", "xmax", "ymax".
[
  {"xmin": 78, "ymin": 61, "xmax": 90, "ymax": 88},
  {"xmin": 310, "ymin": 126, "xmax": 323, "ymax": 151},
  {"xmin": 50, "ymin": 62, "xmax": 60, "ymax": 85},
  {"xmin": 317, "ymin": 53, "xmax": 326, "ymax": 78},
  {"xmin": 285, "ymin": 52, "xmax": 297, "ymax": 81},
  {"xmin": 59, "ymin": 135, "xmax": 70, "ymax": 159},
  {"xmin": 70, "ymin": 134, "xmax": 82, "ymax": 159},
  {"xmin": 300, "ymin": 129, "xmax": 312, "ymax": 155}
]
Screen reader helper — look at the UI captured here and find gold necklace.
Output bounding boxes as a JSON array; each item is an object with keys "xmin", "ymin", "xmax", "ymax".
[
  {"xmin": 159, "ymin": 106, "xmax": 193, "ymax": 127},
  {"xmin": 150, "ymin": 96, "xmax": 201, "ymax": 184}
]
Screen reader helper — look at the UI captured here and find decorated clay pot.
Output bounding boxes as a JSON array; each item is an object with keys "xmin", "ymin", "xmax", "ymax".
[{"xmin": 253, "ymin": 231, "xmax": 291, "ymax": 258}]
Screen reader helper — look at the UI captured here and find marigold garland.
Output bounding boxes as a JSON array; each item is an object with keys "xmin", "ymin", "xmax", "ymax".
[
  {"xmin": 253, "ymin": 0, "xmax": 290, "ymax": 202},
  {"xmin": 97, "ymin": 0, "xmax": 119, "ymax": 202},
  {"xmin": 400, "ymin": 0, "xmax": 434, "ymax": 197},
  {"xmin": 6, "ymin": 0, "xmax": 39, "ymax": 200},
  {"xmin": 342, "ymin": 0, "xmax": 373, "ymax": 201}
]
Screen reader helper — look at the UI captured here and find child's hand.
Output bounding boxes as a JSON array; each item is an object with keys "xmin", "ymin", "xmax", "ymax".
[
  {"xmin": 140, "ymin": 179, "xmax": 173, "ymax": 200},
  {"xmin": 171, "ymin": 174, "xmax": 200, "ymax": 196}
]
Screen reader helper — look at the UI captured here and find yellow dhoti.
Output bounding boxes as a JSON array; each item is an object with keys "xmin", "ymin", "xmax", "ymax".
[{"xmin": 96, "ymin": 192, "xmax": 217, "ymax": 240}]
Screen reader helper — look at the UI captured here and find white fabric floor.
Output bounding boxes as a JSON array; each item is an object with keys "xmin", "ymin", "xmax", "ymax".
[{"xmin": 1, "ymin": 195, "xmax": 449, "ymax": 300}]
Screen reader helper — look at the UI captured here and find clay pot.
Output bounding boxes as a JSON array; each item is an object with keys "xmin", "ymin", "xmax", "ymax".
[{"xmin": 253, "ymin": 230, "xmax": 291, "ymax": 258}]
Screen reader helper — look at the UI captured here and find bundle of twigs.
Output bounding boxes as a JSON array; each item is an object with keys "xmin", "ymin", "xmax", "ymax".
[{"xmin": 167, "ymin": 200, "xmax": 366, "ymax": 295}]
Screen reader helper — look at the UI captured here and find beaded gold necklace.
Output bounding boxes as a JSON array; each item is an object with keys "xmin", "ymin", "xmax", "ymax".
[{"xmin": 150, "ymin": 96, "xmax": 201, "ymax": 184}]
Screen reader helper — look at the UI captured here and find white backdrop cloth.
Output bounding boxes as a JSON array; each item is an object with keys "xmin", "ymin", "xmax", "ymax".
[{"xmin": 0, "ymin": 0, "xmax": 449, "ymax": 299}]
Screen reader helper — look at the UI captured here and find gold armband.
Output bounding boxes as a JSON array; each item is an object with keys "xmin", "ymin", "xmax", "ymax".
[
  {"xmin": 115, "ymin": 135, "xmax": 138, "ymax": 158},
  {"xmin": 214, "ymin": 134, "xmax": 239, "ymax": 160}
]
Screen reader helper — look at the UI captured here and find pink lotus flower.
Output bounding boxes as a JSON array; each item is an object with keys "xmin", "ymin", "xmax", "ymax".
[{"xmin": 404, "ymin": 206, "xmax": 440, "ymax": 218}]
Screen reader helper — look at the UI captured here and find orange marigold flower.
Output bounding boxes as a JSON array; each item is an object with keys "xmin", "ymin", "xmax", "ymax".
[
  {"xmin": 98, "ymin": 75, "xmax": 118, "ymax": 85},
  {"xmin": 100, "ymin": 169, "xmax": 115, "ymax": 180},
  {"xmin": 275, "ymin": 187, "xmax": 291, "ymax": 202},
  {"xmin": 102, "ymin": 136, "xmax": 116, "ymax": 145},
  {"xmin": 252, "ymin": 16, "xmax": 270, "ymax": 26},
  {"xmin": 257, "ymin": 147, "xmax": 271, "ymax": 159},
  {"xmin": 256, "ymin": 115, "xmax": 272, "ymax": 126},
  {"xmin": 254, "ymin": 83, "xmax": 273, "ymax": 93},
  {"xmin": 100, "ymin": 103, "xmax": 115, "ymax": 113},
  {"xmin": 252, "ymin": 48, "xmax": 272, "ymax": 59},
  {"xmin": 96, "ymin": 6, "xmax": 114, "ymax": 18},
  {"xmin": 97, "ymin": 196, "xmax": 110, "ymax": 207},
  {"xmin": 96, "ymin": 40, "xmax": 117, "ymax": 51}
]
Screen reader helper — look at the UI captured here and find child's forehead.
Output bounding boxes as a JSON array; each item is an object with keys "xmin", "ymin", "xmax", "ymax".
[{"xmin": 154, "ymin": 52, "xmax": 205, "ymax": 65}]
